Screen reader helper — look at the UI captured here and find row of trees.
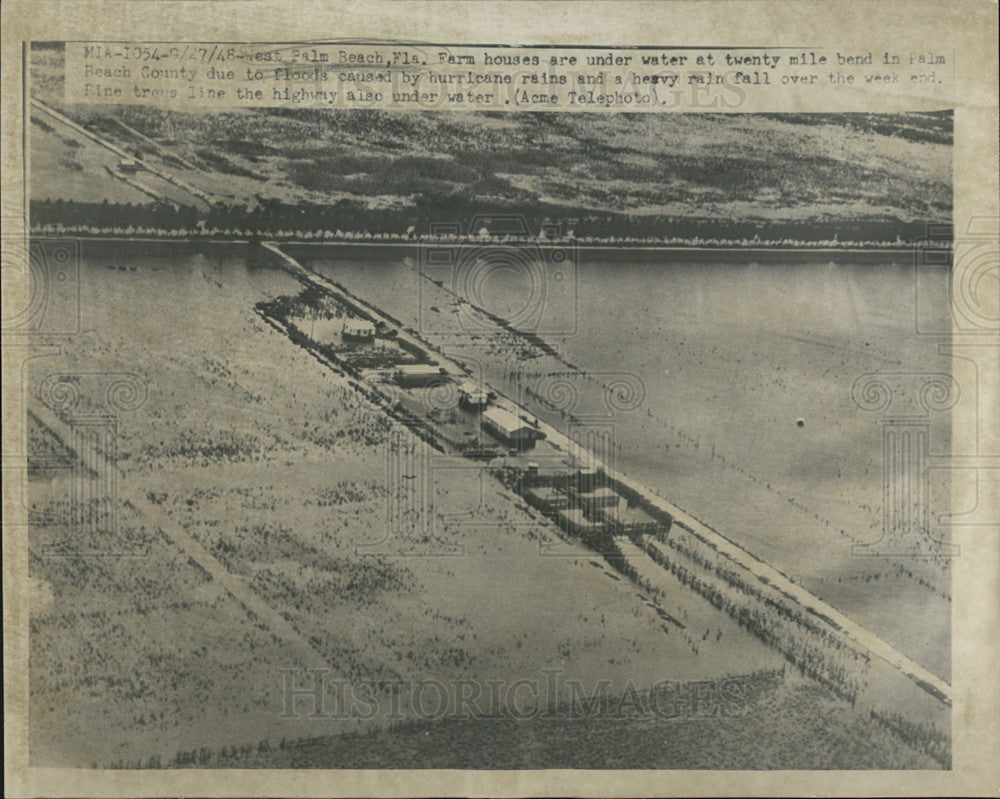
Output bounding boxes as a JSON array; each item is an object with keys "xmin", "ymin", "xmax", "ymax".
[{"xmin": 29, "ymin": 199, "xmax": 944, "ymax": 245}]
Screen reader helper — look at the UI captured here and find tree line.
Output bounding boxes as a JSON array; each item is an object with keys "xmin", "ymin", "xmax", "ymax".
[{"xmin": 30, "ymin": 198, "xmax": 942, "ymax": 245}]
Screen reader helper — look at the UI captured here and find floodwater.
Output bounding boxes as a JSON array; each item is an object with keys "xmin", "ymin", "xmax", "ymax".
[
  {"xmin": 300, "ymin": 246, "xmax": 954, "ymax": 680},
  {"xmin": 58, "ymin": 241, "xmax": 954, "ymax": 680}
]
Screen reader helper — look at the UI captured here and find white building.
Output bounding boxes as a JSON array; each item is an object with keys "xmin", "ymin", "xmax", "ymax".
[
  {"xmin": 458, "ymin": 380, "xmax": 490, "ymax": 408},
  {"xmin": 482, "ymin": 407, "xmax": 541, "ymax": 447},
  {"xmin": 342, "ymin": 318, "xmax": 376, "ymax": 339}
]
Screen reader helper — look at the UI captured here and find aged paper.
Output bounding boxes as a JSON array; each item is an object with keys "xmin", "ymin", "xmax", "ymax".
[{"xmin": 3, "ymin": 0, "xmax": 998, "ymax": 796}]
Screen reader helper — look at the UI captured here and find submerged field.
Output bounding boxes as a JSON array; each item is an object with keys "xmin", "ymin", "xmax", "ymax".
[
  {"xmin": 24, "ymin": 242, "xmax": 948, "ymax": 769},
  {"xmin": 24, "ymin": 242, "xmax": 780, "ymax": 768},
  {"xmin": 22, "ymin": 39, "xmax": 955, "ymax": 772},
  {"xmin": 299, "ymin": 248, "xmax": 954, "ymax": 682}
]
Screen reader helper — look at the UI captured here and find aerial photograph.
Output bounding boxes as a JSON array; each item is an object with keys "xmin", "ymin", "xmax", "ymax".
[{"xmin": 22, "ymin": 41, "xmax": 953, "ymax": 770}]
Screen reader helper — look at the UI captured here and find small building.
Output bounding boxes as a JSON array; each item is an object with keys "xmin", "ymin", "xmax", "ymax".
[
  {"xmin": 556, "ymin": 507, "xmax": 602, "ymax": 536},
  {"xmin": 598, "ymin": 502, "xmax": 662, "ymax": 536},
  {"xmin": 118, "ymin": 158, "xmax": 140, "ymax": 172},
  {"xmin": 342, "ymin": 318, "xmax": 376, "ymax": 340},
  {"xmin": 573, "ymin": 486, "xmax": 623, "ymax": 515},
  {"xmin": 394, "ymin": 364, "xmax": 448, "ymax": 387},
  {"xmin": 524, "ymin": 486, "xmax": 570, "ymax": 513},
  {"xmin": 481, "ymin": 407, "xmax": 542, "ymax": 448},
  {"xmin": 458, "ymin": 380, "xmax": 490, "ymax": 408}
]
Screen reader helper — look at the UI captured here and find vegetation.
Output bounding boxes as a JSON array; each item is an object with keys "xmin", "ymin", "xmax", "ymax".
[
  {"xmin": 31, "ymin": 197, "xmax": 943, "ymax": 246},
  {"xmin": 30, "ymin": 42, "xmax": 952, "ymax": 241},
  {"xmin": 171, "ymin": 670, "xmax": 939, "ymax": 770}
]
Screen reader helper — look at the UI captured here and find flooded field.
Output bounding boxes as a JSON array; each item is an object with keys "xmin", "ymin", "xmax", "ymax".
[
  {"xmin": 25, "ymin": 241, "xmax": 798, "ymax": 767},
  {"xmin": 300, "ymin": 247, "xmax": 953, "ymax": 681},
  {"xmin": 23, "ymin": 240, "xmax": 951, "ymax": 768}
]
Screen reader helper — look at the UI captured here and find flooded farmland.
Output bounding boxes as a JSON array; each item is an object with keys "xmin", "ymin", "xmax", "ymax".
[
  {"xmin": 299, "ymin": 246, "xmax": 954, "ymax": 682},
  {"xmin": 25, "ymin": 241, "xmax": 952, "ymax": 768}
]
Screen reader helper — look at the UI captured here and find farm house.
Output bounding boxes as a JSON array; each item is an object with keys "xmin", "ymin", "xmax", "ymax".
[
  {"xmin": 342, "ymin": 318, "xmax": 376, "ymax": 340},
  {"xmin": 481, "ymin": 407, "xmax": 542, "ymax": 448}
]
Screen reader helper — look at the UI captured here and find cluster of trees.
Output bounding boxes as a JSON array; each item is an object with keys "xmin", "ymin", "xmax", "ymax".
[
  {"xmin": 761, "ymin": 111, "xmax": 953, "ymax": 147},
  {"xmin": 161, "ymin": 740, "xmax": 271, "ymax": 768},
  {"xmin": 32, "ymin": 199, "xmax": 202, "ymax": 232},
  {"xmin": 30, "ymin": 198, "xmax": 942, "ymax": 245}
]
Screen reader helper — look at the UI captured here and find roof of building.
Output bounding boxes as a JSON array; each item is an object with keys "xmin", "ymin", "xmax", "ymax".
[
  {"xmin": 343, "ymin": 318, "xmax": 376, "ymax": 333},
  {"xmin": 579, "ymin": 486, "xmax": 619, "ymax": 500},
  {"xmin": 557, "ymin": 507, "xmax": 601, "ymax": 529},
  {"xmin": 458, "ymin": 381, "xmax": 489, "ymax": 402},
  {"xmin": 601, "ymin": 504, "xmax": 658, "ymax": 525},
  {"xmin": 482, "ymin": 406, "xmax": 533, "ymax": 434},
  {"xmin": 397, "ymin": 364, "xmax": 445, "ymax": 375}
]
